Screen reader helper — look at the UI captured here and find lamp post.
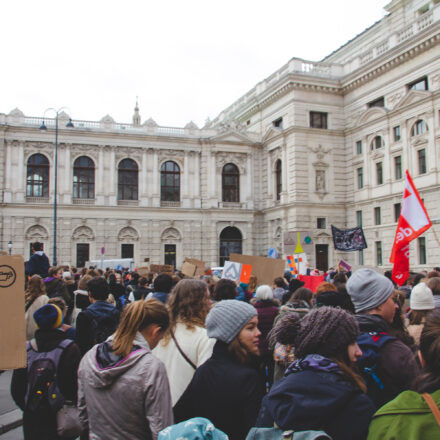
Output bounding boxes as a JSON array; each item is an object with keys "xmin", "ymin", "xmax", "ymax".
[
  {"xmin": 7, "ymin": 241, "xmax": 12, "ymax": 255},
  {"xmin": 40, "ymin": 108, "xmax": 74, "ymax": 266}
]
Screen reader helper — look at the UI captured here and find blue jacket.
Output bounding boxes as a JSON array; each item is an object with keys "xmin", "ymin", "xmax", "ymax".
[
  {"xmin": 151, "ymin": 291, "xmax": 169, "ymax": 304},
  {"xmin": 26, "ymin": 252, "xmax": 50, "ymax": 277},
  {"xmin": 257, "ymin": 355, "xmax": 375, "ymax": 440}
]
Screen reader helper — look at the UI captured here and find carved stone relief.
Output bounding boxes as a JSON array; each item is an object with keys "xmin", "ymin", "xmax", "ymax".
[
  {"xmin": 25, "ymin": 225, "xmax": 49, "ymax": 240},
  {"xmin": 118, "ymin": 226, "xmax": 139, "ymax": 241},
  {"xmin": 72, "ymin": 226, "xmax": 95, "ymax": 241},
  {"xmin": 216, "ymin": 152, "xmax": 248, "ymax": 174},
  {"xmin": 161, "ymin": 227, "xmax": 182, "ymax": 241},
  {"xmin": 315, "ymin": 170, "xmax": 326, "ymax": 192}
]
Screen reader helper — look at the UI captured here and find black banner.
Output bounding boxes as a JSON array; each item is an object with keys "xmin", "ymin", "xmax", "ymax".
[{"xmin": 331, "ymin": 225, "xmax": 367, "ymax": 252}]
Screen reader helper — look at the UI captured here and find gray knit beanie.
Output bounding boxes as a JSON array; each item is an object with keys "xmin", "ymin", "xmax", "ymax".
[
  {"xmin": 346, "ymin": 268, "xmax": 395, "ymax": 313},
  {"xmin": 206, "ymin": 300, "xmax": 257, "ymax": 343},
  {"xmin": 273, "ymin": 307, "xmax": 359, "ymax": 359}
]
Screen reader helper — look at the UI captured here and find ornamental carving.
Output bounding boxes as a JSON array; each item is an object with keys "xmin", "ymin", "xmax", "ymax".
[
  {"xmin": 72, "ymin": 225, "xmax": 95, "ymax": 241},
  {"xmin": 387, "ymin": 92, "xmax": 403, "ymax": 109},
  {"xmin": 216, "ymin": 152, "xmax": 248, "ymax": 175},
  {"xmin": 431, "ymin": 73, "xmax": 440, "ymax": 90},
  {"xmin": 161, "ymin": 227, "xmax": 181, "ymax": 241},
  {"xmin": 24, "ymin": 142, "xmax": 54, "ymax": 158},
  {"xmin": 25, "ymin": 225, "xmax": 49, "ymax": 240},
  {"xmin": 115, "ymin": 148, "xmax": 142, "ymax": 163},
  {"xmin": 158, "ymin": 150, "xmax": 184, "ymax": 166},
  {"xmin": 217, "ymin": 120, "xmax": 247, "ymax": 133},
  {"xmin": 118, "ymin": 226, "xmax": 139, "ymax": 241},
  {"xmin": 315, "ymin": 170, "xmax": 326, "ymax": 192},
  {"xmin": 310, "ymin": 144, "xmax": 331, "ymax": 160}
]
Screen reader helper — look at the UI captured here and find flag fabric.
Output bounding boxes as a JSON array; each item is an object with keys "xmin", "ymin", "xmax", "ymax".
[
  {"xmin": 294, "ymin": 253, "xmax": 308, "ymax": 275},
  {"xmin": 331, "ymin": 225, "xmax": 367, "ymax": 251},
  {"xmin": 298, "ymin": 275, "xmax": 325, "ymax": 293},
  {"xmin": 286, "ymin": 255, "xmax": 297, "ymax": 276},
  {"xmin": 390, "ymin": 170, "xmax": 432, "ymax": 285},
  {"xmin": 239, "ymin": 264, "xmax": 252, "ymax": 284}
]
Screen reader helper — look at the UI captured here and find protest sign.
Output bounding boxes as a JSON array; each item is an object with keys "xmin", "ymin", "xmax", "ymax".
[
  {"xmin": 222, "ymin": 261, "xmax": 242, "ymax": 281},
  {"xmin": 229, "ymin": 254, "xmax": 284, "ymax": 286},
  {"xmin": 137, "ymin": 266, "xmax": 149, "ymax": 277},
  {"xmin": 181, "ymin": 261, "xmax": 197, "ymax": 277},
  {"xmin": 0, "ymin": 255, "xmax": 26, "ymax": 370},
  {"xmin": 184, "ymin": 258, "xmax": 206, "ymax": 276},
  {"xmin": 150, "ymin": 264, "xmax": 174, "ymax": 274},
  {"xmin": 331, "ymin": 225, "xmax": 367, "ymax": 251},
  {"xmin": 298, "ymin": 275, "xmax": 325, "ymax": 293}
]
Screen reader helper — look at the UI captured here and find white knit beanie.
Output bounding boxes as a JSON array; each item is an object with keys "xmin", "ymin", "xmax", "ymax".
[{"xmin": 410, "ymin": 282, "xmax": 435, "ymax": 310}]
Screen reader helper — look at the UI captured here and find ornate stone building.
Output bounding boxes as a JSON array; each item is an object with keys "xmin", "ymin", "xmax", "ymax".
[{"xmin": 1, "ymin": 0, "xmax": 440, "ymax": 270}]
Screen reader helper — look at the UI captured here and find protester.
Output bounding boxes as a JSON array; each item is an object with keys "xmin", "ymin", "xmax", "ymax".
[
  {"xmin": 26, "ymin": 242, "xmax": 50, "ymax": 278},
  {"xmin": 174, "ymin": 300, "xmax": 265, "ymax": 440},
  {"xmin": 407, "ymin": 282, "xmax": 435, "ymax": 346},
  {"xmin": 25, "ymin": 275, "xmax": 49, "ymax": 341},
  {"xmin": 108, "ymin": 272, "xmax": 126, "ymax": 307},
  {"xmin": 282, "ymin": 278, "xmax": 305, "ymax": 304},
  {"xmin": 211, "ymin": 278, "xmax": 237, "ymax": 303},
  {"xmin": 257, "ymin": 307, "xmax": 375, "ymax": 440},
  {"xmin": 278, "ymin": 287, "xmax": 313, "ymax": 320},
  {"xmin": 248, "ymin": 275, "xmax": 258, "ymax": 296},
  {"xmin": 44, "ymin": 266, "xmax": 71, "ymax": 306},
  {"xmin": 12, "ymin": 304, "xmax": 81, "ymax": 440},
  {"xmin": 148, "ymin": 273, "xmax": 173, "ymax": 304},
  {"xmin": 72, "ymin": 275, "xmax": 92, "ymax": 325},
  {"xmin": 427, "ymin": 276, "xmax": 440, "ymax": 308},
  {"xmin": 128, "ymin": 276, "xmax": 152, "ymax": 302},
  {"xmin": 75, "ymin": 277, "xmax": 120, "ymax": 355},
  {"xmin": 154, "ymin": 279, "xmax": 215, "ymax": 405},
  {"xmin": 48, "ymin": 297, "xmax": 76, "ymax": 340},
  {"xmin": 77, "ymin": 299, "xmax": 173, "ymax": 440},
  {"xmin": 367, "ymin": 309, "xmax": 440, "ymax": 439},
  {"xmin": 347, "ymin": 268, "xmax": 420, "ymax": 408},
  {"xmin": 272, "ymin": 277, "xmax": 287, "ymax": 302}
]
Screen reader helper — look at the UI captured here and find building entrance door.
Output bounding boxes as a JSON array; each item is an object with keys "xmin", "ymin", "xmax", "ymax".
[
  {"xmin": 76, "ymin": 243, "xmax": 90, "ymax": 268},
  {"xmin": 164, "ymin": 244, "xmax": 176, "ymax": 268},
  {"xmin": 315, "ymin": 244, "xmax": 328, "ymax": 271}
]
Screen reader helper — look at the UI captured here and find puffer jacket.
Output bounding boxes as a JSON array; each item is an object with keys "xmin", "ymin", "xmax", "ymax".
[{"xmin": 78, "ymin": 332, "xmax": 173, "ymax": 440}]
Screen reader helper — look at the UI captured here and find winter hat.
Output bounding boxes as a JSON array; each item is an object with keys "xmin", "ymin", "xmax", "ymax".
[
  {"xmin": 410, "ymin": 282, "xmax": 435, "ymax": 310},
  {"xmin": 206, "ymin": 300, "xmax": 257, "ymax": 343},
  {"xmin": 316, "ymin": 290, "xmax": 346, "ymax": 308},
  {"xmin": 255, "ymin": 285, "xmax": 273, "ymax": 300},
  {"xmin": 33, "ymin": 304, "xmax": 63, "ymax": 330},
  {"xmin": 346, "ymin": 268, "xmax": 394, "ymax": 313},
  {"xmin": 272, "ymin": 307, "xmax": 359, "ymax": 359}
]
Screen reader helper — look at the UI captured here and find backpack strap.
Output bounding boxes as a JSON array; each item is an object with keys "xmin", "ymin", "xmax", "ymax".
[
  {"xmin": 170, "ymin": 329, "xmax": 197, "ymax": 370},
  {"xmin": 422, "ymin": 393, "xmax": 440, "ymax": 429}
]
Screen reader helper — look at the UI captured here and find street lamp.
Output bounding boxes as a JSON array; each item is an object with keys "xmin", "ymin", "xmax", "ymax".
[
  {"xmin": 40, "ymin": 108, "xmax": 74, "ymax": 266},
  {"xmin": 7, "ymin": 241, "xmax": 12, "ymax": 255}
]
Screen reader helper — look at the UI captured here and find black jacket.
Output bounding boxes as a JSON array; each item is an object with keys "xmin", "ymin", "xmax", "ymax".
[
  {"xmin": 11, "ymin": 329, "xmax": 81, "ymax": 440},
  {"xmin": 355, "ymin": 314, "xmax": 420, "ymax": 408},
  {"xmin": 174, "ymin": 341, "xmax": 266, "ymax": 440},
  {"xmin": 26, "ymin": 253, "xmax": 50, "ymax": 278},
  {"xmin": 257, "ymin": 365, "xmax": 375, "ymax": 440}
]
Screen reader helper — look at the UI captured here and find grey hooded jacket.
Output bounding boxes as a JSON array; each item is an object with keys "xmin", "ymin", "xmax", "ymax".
[{"xmin": 78, "ymin": 332, "xmax": 173, "ymax": 440}]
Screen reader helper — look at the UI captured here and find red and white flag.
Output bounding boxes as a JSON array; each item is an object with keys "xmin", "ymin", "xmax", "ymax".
[{"xmin": 390, "ymin": 170, "xmax": 431, "ymax": 285}]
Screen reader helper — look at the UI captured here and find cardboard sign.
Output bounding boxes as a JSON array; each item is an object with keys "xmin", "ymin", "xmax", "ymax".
[
  {"xmin": 150, "ymin": 264, "xmax": 174, "ymax": 274},
  {"xmin": 0, "ymin": 255, "xmax": 26, "ymax": 370},
  {"xmin": 229, "ymin": 254, "xmax": 285, "ymax": 286},
  {"xmin": 338, "ymin": 259, "xmax": 352, "ymax": 272},
  {"xmin": 181, "ymin": 261, "xmax": 197, "ymax": 277},
  {"xmin": 184, "ymin": 258, "xmax": 205, "ymax": 276},
  {"xmin": 137, "ymin": 266, "xmax": 149, "ymax": 277},
  {"xmin": 222, "ymin": 261, "xmax": 242, "ymax": 281},
  {"xmin": 294, "ymin": 253, "xmax": 308, "ymax": 275}
]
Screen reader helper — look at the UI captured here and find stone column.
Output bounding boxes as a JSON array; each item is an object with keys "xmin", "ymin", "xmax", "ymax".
[
  {"xmin": 194, "ymin": 152, "xmax": 201, "ymax": 208},
  {"xmin": 182, "ymin": 151, "xmax": 189, "ymax": 207},
  {"xmin": 109, "ymin": 148, "xmax": 116, "ymax": 205},
  {"xmin": 141, "ymin": 150, "xmax": 148, "ymax": 206},
  {"xmin": 16, "ymin": 142, "xmax": 25, "ymax": 202},
  {"xmin": 4, "ymin": 141, "xmax": 12, "ymax": 202},
  {"xmin": 246, "ymin": 154, "xmax": 253, "ymax": 208},
  {"xmin": 96, "ymin": 147, "xmax": 104, "ymax": 204},
  {"xmin": 152, "ymin": 151, "xmax": 159, "ymax": 207}
]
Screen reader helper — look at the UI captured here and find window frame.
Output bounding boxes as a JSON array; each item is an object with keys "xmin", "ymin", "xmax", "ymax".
[
  {"xmin": 418, "ymin": 237, "xmax": 427, "ymax": 265},
  {"xmin": 26, "ymin": 153, "xmax": 50, "ymax": 198},
  {"xmin": 418, "ymin": 149, "xmax": 427, "ymax": 175},
  {"xmin": 394, "ymin": 155, "xmax": 402, "ymax": 180},
  {"xmin": 394, "ymin": 203, "xmax": 401, "ymax": 222},
  {"xmin": 275, "ymin": 159, "xmax": 282, "ymax": 201},
  {"xmin": 375, "ymin": 207, "xmax": 381, "ymax": 226},
  {"xmin": 73, "ymin": 156, "xmax": 95, "ymax": 199},
  {"xmin": 317, "ymin": 217, "xmax": 326, "ymax": 229},
  {"xmin": 370, "ymin": 135, "xmax": 383, "ymax": 151},
  {"xmin": 356, "ymin": 140, "xmax": 362, "ymax": 155},
  {"xmin": 222, "ymin": 163, "xmax": 240, "ymax": 203},
  {"xmin": 376, "ymin": 241, "xmax": 383, "ymax": 266},
  {"xmin": 357, "ymin": 167, "xmax": 364, "ymax": 189},
  {"xmin": 393, "ymin": 126, "xmax": 401, "ymax": 142},
  {"xmin": 408, "ymin": 76, "xmax": 428, "ymax": 91},
  {"xmin": 368, "ymin": 97, "xmax": 385, "ymax": 108},
  {"xmin": 118, "ymin": 158, "xmax": 139, "ymax": 201},
  {"xmin": 376, "ymin": 162, "xmax": 383, "ymax": 185},
  {"xmin": 356, "ymin": 210, "xmax": 363, "ymax": 227},
  {"xmin": 160, "ymin": 160, "xmax": 181, "ymax": 202},
  {"xmin": 309, "ymin": 111, "xmax": 328, "ymax": 129}
]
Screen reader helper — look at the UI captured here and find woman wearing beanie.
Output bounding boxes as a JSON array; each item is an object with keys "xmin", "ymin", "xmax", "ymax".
[
  {"xmin": 407, "ymin": 282, "xmax": 435, "ymax": 346},
  {"xmin": 11, "ymin": 304, "xmax": 81, "ymax": 440},
  {"xmin": 256, "ymin": 307, "xmax": 375, "ymax": 440},
  {"xmin": 174, "ymin": 299, "xmax": 266, "ymax": 440},
  {"xmin": 153, "ymin": 279, "xmax": 215, "ymax": 406},
  {"xmin": 25, "ymin": 275, "xmax": 49, "ymax": 340},
  {"xmin": 77, "ymin": 299, "xmax": 173, "ymax": 440},
  {"xmin": 367, "ymin": 309, "xmax": 440, "ymax": 440}
]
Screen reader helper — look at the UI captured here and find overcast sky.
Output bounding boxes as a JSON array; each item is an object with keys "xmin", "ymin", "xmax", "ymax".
[{"xmin": 3, "ymin": 0, "xmax": 387, "ymax": 127}]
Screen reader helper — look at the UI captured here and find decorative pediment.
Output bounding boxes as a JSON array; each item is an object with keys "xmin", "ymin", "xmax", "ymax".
[
  {"xmin": 161, "ymin": 227, "xmax": 181, "ymax": 241},
  {"xmin": 184, "ymin": 121, "xmax": 199, "ymax": 130},
  {"xmin": 262, "ymin": 127, "xmax": 282, "ymax": 142},
  {"xmin": 72, "ymin": 226, "xmax": 95, "ymax": 241},
  {"xmin": 394, "ymin": 90, "xmax": 431, "ymax": 110},
  {"xmin": 210, "ymin": 130, "xmax": 253, "ymax": 144},
  {"xmin": 143, "ymin": 117, "xmax": 158, "ymax": 127},
  {"xmin": 25, "ymin": 225, "xmax": 49, "ymax": 240},
  {"xmin": 355, "ymin": 107, "xmax": 388, "ymax": 126},
  {"xmin": 315, "ymin": 231, "xmax": 331, "ymax": 238},
  {"xmin": 411, "ymin": 137, "xmax": 428, "ymax": 147},
  {"xmin": 118, "ymin": 226, "xmax": 139, "ymax": 241},
  {"xmin": 100, "ymin": 115, "xmax": 115, "ymax": 124},
  {"xmin": 216, "ymin": 152, "xmax": 247, "ymax": 174}
]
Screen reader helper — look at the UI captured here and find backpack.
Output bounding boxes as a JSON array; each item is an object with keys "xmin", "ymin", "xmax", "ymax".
[
  {"xmin": 356, "ymin": 331, "xmax": 395, "ymax": 401},
  {"xmin": 83, "ymin": 309, "xmax": 119, "ymax": 344},
  {"xmin": 246, "ymin": 428, "xmax": 332, "ymax": 440},
  {"xmin": 24, "ymin": 339, "xmax": 73, "ymax": 416}
]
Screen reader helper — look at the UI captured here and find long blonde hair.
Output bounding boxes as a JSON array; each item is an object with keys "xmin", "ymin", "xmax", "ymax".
[
  {"xmin": 112, "ymin": 299, "xmax": 169, "ymax": 357},
  {"xmin": 25, "ymin": 275, "xmax": 46, "ymax": 305}
]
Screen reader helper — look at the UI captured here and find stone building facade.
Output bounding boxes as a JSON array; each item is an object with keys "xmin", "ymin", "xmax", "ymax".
[{"xmin": 1, "ymin": 0, "xmax": 440, "ymax": 270}]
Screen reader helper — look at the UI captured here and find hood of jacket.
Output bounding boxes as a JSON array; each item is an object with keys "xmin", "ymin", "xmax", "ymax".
[
  {"xmin": 355, "ymin": 313, "xmax": 390, "ymax": 333},
  {"xmin": 86, "ymin": 300, "xmax": 119, "ymax": 320},
  {"xmin": 83, "ymin": 332, "xmax": 151, "ymax": 388}
]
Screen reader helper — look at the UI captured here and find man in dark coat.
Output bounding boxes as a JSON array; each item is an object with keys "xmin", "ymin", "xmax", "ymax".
[
  {"xmin": 149, "ymin": 273, "xmax": 173, "ymax": 304},
  {"xmin": 75, "ymin": 277, "xmax": 120, "ymax": 356},
  {"xmin": 26, "ymin": 242, "xmax": 50, "ymax": 278},
  {"xmin": 347, "ymin": 268, "xmax": 420, "ymax": 408}
]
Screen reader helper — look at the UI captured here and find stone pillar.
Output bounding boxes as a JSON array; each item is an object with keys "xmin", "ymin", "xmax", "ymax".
[
  {"xmin": 246, "ymin": 154, "xmax": 253, "ymax": 209},
  {"xmin": 194, "ymin": 152, "xmax": 201, "ymax": 208},
  {"xmin": 96, "ymin": 147, "xmax": 104, "ymax": 204},
  {"xmin": 16, "ymin": 142, "xmax": 25, "ymax": 202},
  {"xmin": 4, "ymin": 141, "xmax": 12, "ymax": 203},
  {"xmin": 152, "ymin": 151, "xmax": 159, "ymax": 207},
  {"xmin": 182, "ymin": 152, "xmax": 190, "ymax": 208},
  {"xmin": 141, "ymin": 150, "xmax": 148, "ymax": 206},
  {"xmin": 63, "ymin": 144, "xmax": 72, "ymax": 203},
  {"xmin": 109, "ymin": 148, "xmax": 116, "ymax": 205}
]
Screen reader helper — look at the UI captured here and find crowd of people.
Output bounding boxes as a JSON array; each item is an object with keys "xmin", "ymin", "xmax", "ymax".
[{"xmin": 10, "ymin": 241, "xmax": 440, "ymax": 439}]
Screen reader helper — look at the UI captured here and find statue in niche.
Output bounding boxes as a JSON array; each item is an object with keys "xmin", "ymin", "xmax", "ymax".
[{"xmin": 316, "ymin": 170, "xmax": 325, "ymax": 192}]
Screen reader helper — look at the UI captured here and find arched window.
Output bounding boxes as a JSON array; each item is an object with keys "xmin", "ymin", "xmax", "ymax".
[
  {"xmin": 73, "ymin": 156, "xmax": 95, "ymax": 199},
  {"xmin": 275, "ymin": 159, "xmax": 282, "ymax": 201},
  {"xmin": 160, "ymin": 161, "xmax": 180, "ymax": 202},
  {"xmin": 370, "ymin": 135, "xmax": 383, "ymax": 150},
  {"xmin": 222, "ymin": 163, "xmax": 240, "ymax": 203},
  {"xmin": 219, "ymin": 226, "xmax": 242, "ymax": 266},
  {"xmin": 26, "ymin": 154, "xmax": 49, "ymax": 197},
  {"xmin": 118, "ymin": 159, "xmax": 138, "ymax": 200},
  {"xmin": 411, "ymin": 119, "xmax": 427, "ymax": 136}
]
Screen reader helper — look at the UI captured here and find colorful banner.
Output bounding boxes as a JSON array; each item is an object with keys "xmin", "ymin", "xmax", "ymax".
[
  {"xmin": 298, "ymin": 275, "xmax": 325, "ymax": 293},
  {"xmin": 331, "ymin": 225, "xmax": 367, "ymax": 251}
]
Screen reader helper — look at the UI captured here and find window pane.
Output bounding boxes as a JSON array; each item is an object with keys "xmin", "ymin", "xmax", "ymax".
[
  {"xmin": 395, "ymin": 156, "xmax": 402, "ymax": 180},
  {"xmin": 26, "ymin": 154, "xmax": 49, "ymax": 197},
  {"xmin": 418, "ymin": 149, "xmax": 426, "ymax": 174},
  {"xmin": 418, "ymin": 237, "xmax": 426, "ymax": 265}
]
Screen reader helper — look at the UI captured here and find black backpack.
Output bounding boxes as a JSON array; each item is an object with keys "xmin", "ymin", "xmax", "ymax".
[
  {"xmin": 24, "ymin": 339, "xmax": 73, "ymax": 415},
  {"xmin": 83, "ymin": 310, "xmax": 119, "ymax": 344}
]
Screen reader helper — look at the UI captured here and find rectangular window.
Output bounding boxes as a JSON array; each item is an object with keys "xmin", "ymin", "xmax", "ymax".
[
  {"xmin": 356, "ymin": 210, "xmax": 363, "ymax": 227},
  {"xmin": 359, "ymin": 249, "xmax": 364, "ymax": 265},
  {"xmin": 368, "ymin": 97, "xmax": 385, "ymax": 108},
  {"xmin": 408, "ymin": 76, "xmax": 428, "ymax": 91},
  {"xmin": 273, "ymin": 117, "xmax": 283, "ymax": 128},
  {"xmin": 376, "ymin": 241, "xmax": 383, "ymax": 266},
  {"xmin": 376, "ymin": 162, "xmax": 383, "ymax": 185},
  {"xmin": 393, "ymin": 126, "xmax": 401, "ymax": 141},
  {"xmin": 76, "ymin": 243, "xmax": 90, "ymax": 268},
  {"xmin": 310, "ymin": 111, "xmax": 328, "ymax": 129},
  {"xmin": 394, "ymin": 203, "xmax": 401, "ymax": 222},
  {"xmin": 356, "ymin": 140, "xmax": 362, "ymax": 155},
  {"xmin": 375, "ymin": 207, "xmax": 381, "ymax": 225},
  {"xmin": 317, "ymin": 218, "xmax": 326, "ymax": 229},
  {"xmin": 418, "ymin": 237, "xmax": 427, "ymax": 265},
  {"xmin": 418, "ymin": 149, "xmax": 427, "ymax": 174},
  {"xmin": 121, "ymin": 243, "xmax": 134, "ymax": 259},
  {"xmin": 357, "ymin": 167, "xmax": 364, "ymax": 189},
  {"xmin": 395, "ymin": 156, "xmax": 402, "ymax": 180},
  {"xmin": 164, "ymin": 244, "xmax": 177, "ymax": 268}
]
